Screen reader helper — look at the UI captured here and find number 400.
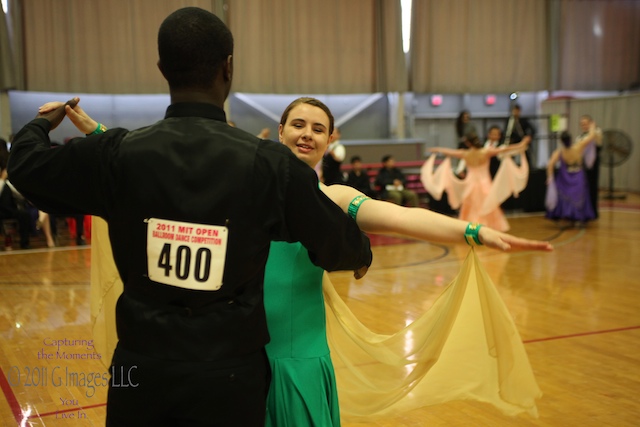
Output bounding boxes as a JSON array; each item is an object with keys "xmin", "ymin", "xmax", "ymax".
[{"xmin": 157, "ymin": 243, "xmax": 212, "ymax": 282}]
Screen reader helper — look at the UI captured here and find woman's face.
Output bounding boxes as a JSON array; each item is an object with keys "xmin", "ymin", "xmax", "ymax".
[{"xmin": 278, "ymin": 103, "xmax": 332, "ymax": 168}]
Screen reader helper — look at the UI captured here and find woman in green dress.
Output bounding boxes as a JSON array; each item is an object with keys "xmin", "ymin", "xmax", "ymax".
[{"xmin": 265, "ymin": 97, "xmax": 552, "ymax": 426}]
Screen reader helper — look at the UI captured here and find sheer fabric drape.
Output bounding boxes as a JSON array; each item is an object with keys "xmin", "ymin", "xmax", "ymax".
[
  {"xmin": 0, "ymin": 4, "xmax": 16, "ymax": 90},
  {"xmin": 228, "ymin": 0, "xmax": 407, "ymax": 93},
  {"xmin": 21, "ymin": 0, "xmax": 225, "ymax": 93},
  {"xmin": 18, "ymin": 0, "xmax": 406, "ymax": 94},
  {"xmin": 325, "ymin": 249, "xmax": 540, "ymax": 420},
  {"xmin": 409, "ymin": 0, "xmax": 548, "ymax": 93},
  {"xmin": 556, "ymin": 0, "xmax": 640, "ymax": 91},
  {"xmin": 13, "ymin": 0, "xmax": 640, "ymax": 94}
]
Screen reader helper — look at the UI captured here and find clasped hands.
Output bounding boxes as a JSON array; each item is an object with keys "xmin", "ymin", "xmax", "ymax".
[{"xmin": 37, "ymin": 97, "xmax": 98, "ymax": 134}]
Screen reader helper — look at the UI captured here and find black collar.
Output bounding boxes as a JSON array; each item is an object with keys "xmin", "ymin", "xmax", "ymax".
[{"xmin": 165, "ymin": 102, "xmax": 227, "ymax": 123}]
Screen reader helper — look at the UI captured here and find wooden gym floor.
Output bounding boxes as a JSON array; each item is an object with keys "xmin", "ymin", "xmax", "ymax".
[{"xmin": 0, "ymin": 193, "xmax": 638, "ymax": 426}]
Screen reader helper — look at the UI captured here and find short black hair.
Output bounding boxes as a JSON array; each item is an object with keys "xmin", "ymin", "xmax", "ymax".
[
  {"xmin": 381, "ymin": 155, "xmax": 393, "ymax": 163},
  {"xmin": 350, "ymin": 155, "xmax": 361, "ymax": 164},
  {"xmin": 158, "ymin": 7, "xmax": 233, "ymax": 90}
]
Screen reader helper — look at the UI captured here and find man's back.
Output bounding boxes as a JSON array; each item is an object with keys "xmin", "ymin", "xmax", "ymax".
[{"xmin": 104, "ymin": 107, "xmax": 283, "ymax": 361}]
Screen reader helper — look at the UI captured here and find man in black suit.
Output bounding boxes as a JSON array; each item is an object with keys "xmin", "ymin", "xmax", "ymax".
[
  {"xmin": 8, "ymin": 7, "xmax": 372, "ymax": 426},
  {"xmin": 504, "ymin": 104, "xmax": 536, "ymax": 165}
]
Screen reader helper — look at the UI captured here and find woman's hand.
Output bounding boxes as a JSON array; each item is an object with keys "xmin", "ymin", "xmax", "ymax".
[{"xmin": 478, "ymin": 227, "xmax": 553, "ymax": 252}]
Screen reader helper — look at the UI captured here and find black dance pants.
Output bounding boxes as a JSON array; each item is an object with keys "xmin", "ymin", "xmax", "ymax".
[{"xmin": 106, "ymin": 344, "xmax": 271, "ymax": 427}]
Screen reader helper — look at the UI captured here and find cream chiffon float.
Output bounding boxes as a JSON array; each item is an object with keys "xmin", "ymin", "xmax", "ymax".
[
  {"xmin": 91, "ymin": 218, "xmax": 540, "ymax": 421},
  {"xmin": 325, "ymin": 249, "xmax": 540, "ymax": 420}
]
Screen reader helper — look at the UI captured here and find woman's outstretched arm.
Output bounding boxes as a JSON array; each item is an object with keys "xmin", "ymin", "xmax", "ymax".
[
  {"xmin": 323, "ymin": 183, "xmax": 553, "ymax": 252},
  {"xmin": 428, "ymin": 146, "xmax": 467, "ymax": 159}
]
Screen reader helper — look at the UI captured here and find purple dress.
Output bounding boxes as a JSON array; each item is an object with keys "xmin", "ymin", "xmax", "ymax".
[{"xmin": 546, "ymin": 157, "xmax": 595, "ymax": 222}]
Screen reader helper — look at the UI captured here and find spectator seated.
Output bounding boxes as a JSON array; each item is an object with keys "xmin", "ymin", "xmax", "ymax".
[
  {"xmin": 341, "ymin": 158, "xmax": 458, "ymax": 215},
  {"xmin": 341, "ymin": 160, "xmax": 428, "ymax": 205}
]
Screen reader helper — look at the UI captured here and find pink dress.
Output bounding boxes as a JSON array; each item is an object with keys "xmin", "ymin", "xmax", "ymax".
[{"xmin": 420, "ymin": 151, "xmax": 529, "ymax": 232}]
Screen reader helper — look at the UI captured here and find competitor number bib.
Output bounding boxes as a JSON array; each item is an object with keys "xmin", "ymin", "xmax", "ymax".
[{"xmin": 146, "ymin": 218, "xmax": 228, "ymax": 291}]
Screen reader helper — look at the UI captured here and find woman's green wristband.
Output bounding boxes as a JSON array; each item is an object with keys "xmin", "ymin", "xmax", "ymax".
[
  {"xmin": 464, "ymin": 222, "xmax": 483, "ymax": 246},
  {"xmin": 87, "ymin": 123, "xmax": 107, "ymax": 135}
]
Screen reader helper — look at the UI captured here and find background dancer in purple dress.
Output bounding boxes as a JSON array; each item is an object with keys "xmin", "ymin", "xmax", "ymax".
[{"xmin": 545, "ymin": 130, "xmax": 597, "ymax": 226}]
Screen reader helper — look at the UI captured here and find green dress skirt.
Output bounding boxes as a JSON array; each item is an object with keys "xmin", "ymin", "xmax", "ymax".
[{"xmin": 264, "ymin": 241, "xmax": 341, "ymax": 426}]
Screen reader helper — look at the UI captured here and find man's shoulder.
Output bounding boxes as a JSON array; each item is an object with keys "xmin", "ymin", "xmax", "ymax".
[
  {"xmin": 256, "ymin": 138, "xmax": 289, "ymax": 154},
  {"xmin": 255, "ymin": 139, "xmax": 301, "ymax": 166},
  {"xmin": 254, "ymin": 139, "xmax": 313, "ymax": 173}
]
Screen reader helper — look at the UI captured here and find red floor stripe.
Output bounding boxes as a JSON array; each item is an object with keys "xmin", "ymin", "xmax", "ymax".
[
  {"xmin": 523, "ymin": 325, "xmax": 640, "ymax": 344},
  {"xmin": 0, "ymin": 366, "xmax": 22, "ymax": 424}
]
